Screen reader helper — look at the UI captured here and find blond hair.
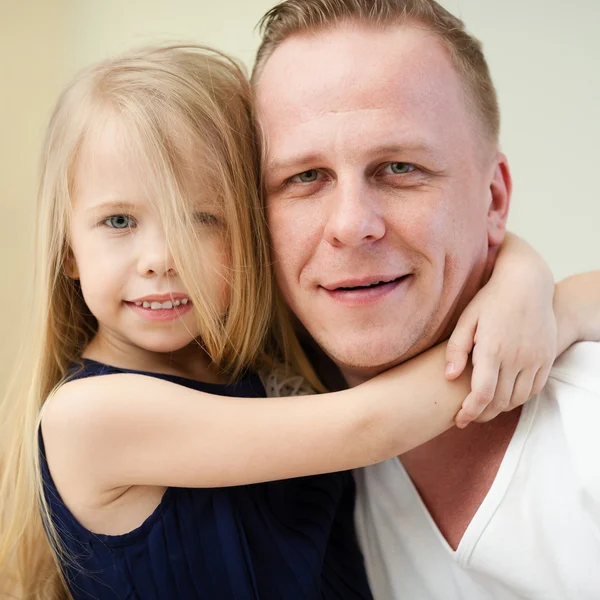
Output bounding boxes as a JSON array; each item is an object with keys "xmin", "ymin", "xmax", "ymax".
[
  {"xmin": 253, "ymin": 0, "xmax": 500, "ymax": 144},
  {"xmin": 0, "ymin": 43, "xmax": 316, "ymax": 599}
]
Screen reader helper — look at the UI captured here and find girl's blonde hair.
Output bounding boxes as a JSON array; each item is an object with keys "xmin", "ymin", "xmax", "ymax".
[{"xmin": 0, "ymin": 43, "xmax": 319, "ymax": 599}]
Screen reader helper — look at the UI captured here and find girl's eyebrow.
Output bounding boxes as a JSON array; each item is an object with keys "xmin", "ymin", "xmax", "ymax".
[{"xmin": 85, "ymin": 198, "xmax": 137, "ymax": 214}]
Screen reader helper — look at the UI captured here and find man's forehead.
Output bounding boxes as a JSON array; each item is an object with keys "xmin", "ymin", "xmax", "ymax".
[
  {"xmin": 255, "ymin": 23, "xmax": 467, "ymax": 139},
  {"xmin": 258, "ymin": 25, "xmax": 456, "ymax": 101},
  {"xmin": 255, "ymin": 24, "xmax": 473, "ymax": 176}
]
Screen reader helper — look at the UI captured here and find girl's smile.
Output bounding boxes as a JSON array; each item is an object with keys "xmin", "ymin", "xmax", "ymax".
[{"xmin": 126, "ymin": 297, "xmax": 193, "ymax": 322}]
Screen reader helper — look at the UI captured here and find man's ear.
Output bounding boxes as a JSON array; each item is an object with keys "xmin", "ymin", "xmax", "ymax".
[
  {"xmin": 487, "ymin": 152, "xmax": 512, "ymax": 248},
  {"xmin": 64, "ymin": 250, "xmax": 79, "ymax": 280}
]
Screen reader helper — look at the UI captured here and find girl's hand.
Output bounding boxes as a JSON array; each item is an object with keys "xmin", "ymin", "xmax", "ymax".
[{"xmin": 445, "ymin": 234, "xmax": 556, "ymax": 428}]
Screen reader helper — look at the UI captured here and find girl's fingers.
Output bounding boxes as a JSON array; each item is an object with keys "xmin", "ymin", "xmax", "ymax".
[
  {"xmin": 507, "ymin": 368, "xmax": 536, "ymax": 411},
  {"xmin": 489, "ymin": 367, "xmax": 517, "ymax": 414},
  {"xmin": 470, "ymin": 367, "xmax": 517, "ymax": 425},
  {"xmin": 455, "ymin": 400, "xmax": 480, "ymax": 429},
  {"xmin": 455, "ymin": 354, "xmax": 500, "ymax": 428},
  {"xmin": 531, "ymin": 363, "xmax": 552, "ymax": 398},
  {"xmin": 445, "ymin": 311, "xmax": 477, "ymax": 380}
]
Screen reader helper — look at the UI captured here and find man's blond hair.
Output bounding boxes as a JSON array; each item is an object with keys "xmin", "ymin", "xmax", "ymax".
[{"xmin": 253, "ymin": 0, "xmax": 500, "ymax": 144}]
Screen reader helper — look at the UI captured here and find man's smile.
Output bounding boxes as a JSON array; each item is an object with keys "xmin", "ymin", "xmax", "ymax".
[{"xmin": 319, "ymin": 274, "xmax": 413, "ymax": 306}]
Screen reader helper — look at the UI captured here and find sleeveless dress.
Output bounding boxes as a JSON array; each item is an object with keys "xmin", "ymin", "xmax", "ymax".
[{"xmin": 39, "ymin": 359, "xmax": 373, "ymax": 600}]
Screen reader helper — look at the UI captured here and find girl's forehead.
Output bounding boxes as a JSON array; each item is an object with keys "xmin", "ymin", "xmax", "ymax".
[
  {"xmin": 73, "ymin": 114, "xmax": 217, "ymax": 211},
  {"xmin": 77, "ymin": 115, "xmax": 138, "ymax": 176},
  {"xmin": 74, "ymin": 122, "xmax": 144, "ymax": 205},
  {"xmin": 79, "ymin": 110, "xmax": 207, "ymax": 170}
]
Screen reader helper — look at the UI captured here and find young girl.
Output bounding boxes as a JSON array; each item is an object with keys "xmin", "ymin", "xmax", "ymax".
[{"xmin": 0, "ymin": 44, "xmax": 598, "ymax": 600}]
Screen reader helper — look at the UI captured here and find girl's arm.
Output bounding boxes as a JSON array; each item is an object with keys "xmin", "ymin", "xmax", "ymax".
[
  {"xmin": 554, "ymin": 270, "xmax": 600, "ymax": 353},
  {"xmin": 445, "ymin": 233, "xmax": 555, "ymax": 426},
  {"xmin": 446, "ymin": 233, "xmax": 600, "ymax": 427},
  {"xmin": 42, "ymin": 343, "xmax": 469, "ymax": 490}
]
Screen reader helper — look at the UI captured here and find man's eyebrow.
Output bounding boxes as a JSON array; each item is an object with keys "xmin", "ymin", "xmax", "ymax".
[
  {"xmin": 265, "ymin": 142, "xmax": 439, "ymax": 176},
  {"xmin": 367, "ymin": 142, "xmax": 438, "ymax": 157},
  {"xmin": 265, "ymin": 153, "xmax": 323, "ymax": 176}
]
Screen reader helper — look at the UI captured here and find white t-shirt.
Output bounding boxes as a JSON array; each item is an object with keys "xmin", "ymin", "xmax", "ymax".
[{"xmin": 354, "ymin": 342, "xmax": 600, "ymax": 600}]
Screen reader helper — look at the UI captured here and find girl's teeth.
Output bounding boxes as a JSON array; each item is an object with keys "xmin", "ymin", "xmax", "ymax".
[{"xmin": 136, "ymin": 299, "xmax": 189, "ymax": 309}]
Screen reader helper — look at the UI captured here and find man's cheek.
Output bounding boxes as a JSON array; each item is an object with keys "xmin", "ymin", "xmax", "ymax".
[
  {"xmin": 277, "ymin": 262, "xmax": 308, "ymax": 313},
  {"xmin": 271, "ymin": 215, "xmax": 317, "ymax": 268}
]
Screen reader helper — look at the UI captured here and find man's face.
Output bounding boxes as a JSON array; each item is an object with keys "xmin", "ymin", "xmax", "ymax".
[{"xmin": 256, "ymin": 24, "xmax": 510, "ymax": 384}]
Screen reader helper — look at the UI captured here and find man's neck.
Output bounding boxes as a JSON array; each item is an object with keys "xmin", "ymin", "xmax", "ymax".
[{"xmin": 400, "ymin": 408, "xmax": 522, "ymax": 550}]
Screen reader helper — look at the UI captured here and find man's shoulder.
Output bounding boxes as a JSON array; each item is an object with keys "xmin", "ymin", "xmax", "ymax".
[
  {"xmin": 541, "ymin": 343, "xmax": 600, "ymax": 506},
  {"xmin": 548, "ymin": 341, "xmax": 600, "ymax": 394}
]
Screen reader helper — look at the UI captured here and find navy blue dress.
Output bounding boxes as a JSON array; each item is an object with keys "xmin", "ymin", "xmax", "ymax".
[{"xmin": 40, "ymin": 359, "xmax": 372, "ymax": 600}]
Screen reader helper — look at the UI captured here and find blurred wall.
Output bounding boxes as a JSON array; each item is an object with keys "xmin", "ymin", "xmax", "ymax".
[
  {"xmin": 1, "ymin": 0, "xmax": 598, "ymax": 393},
  {"xmin": 441, "ymin": 0, "xmax": 600, "ymax": 280},
  {"xmin": 0, "ymin": 0, "xmax": 74, "ymax": 393}
]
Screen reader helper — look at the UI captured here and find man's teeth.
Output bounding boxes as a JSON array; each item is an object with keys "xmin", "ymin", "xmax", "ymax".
[{"xmin": 134, "ymin": 298, "xmax": 189, "ymax": 309}]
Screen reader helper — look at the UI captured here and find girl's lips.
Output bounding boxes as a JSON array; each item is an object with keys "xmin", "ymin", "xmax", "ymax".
[
  {"xmin": 129, "ymin": 294, "xmax": 190, "ymax": 304},
  {"xmin": 126, "ymin": 301, "xmax": 193, "ymax": 322}
]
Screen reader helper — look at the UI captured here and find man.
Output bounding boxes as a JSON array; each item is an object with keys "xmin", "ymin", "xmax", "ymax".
[{"xmin": 252, "ymin": 1, "xmax": 600, "ymax": 598}]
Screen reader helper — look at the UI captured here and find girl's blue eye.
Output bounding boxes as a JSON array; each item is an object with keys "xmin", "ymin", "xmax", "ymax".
[
  {"xmin": 290, "ymin": 170, "xmax": 321, "ymax": 183},
  {"xmin": 104, "ymin": 215, "xmax": 135, "ymax": 229},
  {"xmin": 384, "ymin": 162, "xmax": 416, "ymax": 175},
  {"xmin": 194, "ymin": 213, "xmax": 219, "ymax": 226}
]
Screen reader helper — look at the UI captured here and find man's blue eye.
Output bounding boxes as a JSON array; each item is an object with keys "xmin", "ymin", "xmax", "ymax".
[
  {"xmin": 104, "ymin": 215, "xmax": 135, "ymax": 229},
  {"xmin": 291, "ymin": 170, "xmax": 320, "ymax": 183},
  {"xmin": 385, "ymin": 162, "xmax": 416, "ymax": 175}
]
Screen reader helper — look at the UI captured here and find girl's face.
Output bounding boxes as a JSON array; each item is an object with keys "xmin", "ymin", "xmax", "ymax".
[{"xmin": 68, "ymin": 116, "xmax": 230, "ymax": 358}]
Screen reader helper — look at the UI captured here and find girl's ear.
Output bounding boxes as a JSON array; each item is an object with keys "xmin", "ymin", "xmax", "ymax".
[{"xmin": 65, "ymin": 250, "xmax": 79, "ymax": 280}]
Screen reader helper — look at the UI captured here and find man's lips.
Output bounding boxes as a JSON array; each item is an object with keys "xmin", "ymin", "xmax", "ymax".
[
  {"xmin": 319, "ymin": 274, "xmax": 412, "ymax": 307},
  {"xmin": 320, "ymin": 274, "xmax": 409, "ymax": 291}
]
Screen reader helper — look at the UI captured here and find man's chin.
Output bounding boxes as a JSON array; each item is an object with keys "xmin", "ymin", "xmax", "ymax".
[
  {"xmin": 321, "ymin": 342, "xmax": 417, "ymax": 386},
  {"xmin": 312, "ymin": 323, "xmax": 436, "ymax": 386}
]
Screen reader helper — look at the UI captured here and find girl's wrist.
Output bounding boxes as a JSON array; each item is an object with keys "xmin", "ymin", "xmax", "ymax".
[
  {"xmin": 493, "ymin": 233, "xmax": 554, "ymax": 293},
  {"xmin": 554, "ymin": 276, "xmax": 582, "ymax": 354}
]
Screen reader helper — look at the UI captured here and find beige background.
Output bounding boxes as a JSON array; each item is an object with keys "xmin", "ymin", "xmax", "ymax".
[{"xmin": 1, "ymin": 0, "xmax": 598, "ymax": 394}]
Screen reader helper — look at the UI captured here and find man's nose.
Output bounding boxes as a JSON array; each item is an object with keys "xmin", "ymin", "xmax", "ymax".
[
  {"xmin": 323, "ymin": 178, "xmax": 385, "ymax": 248},
  {"xmin": 137, "ymin": 229, "xmax": 177, "ymax": 278}
]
